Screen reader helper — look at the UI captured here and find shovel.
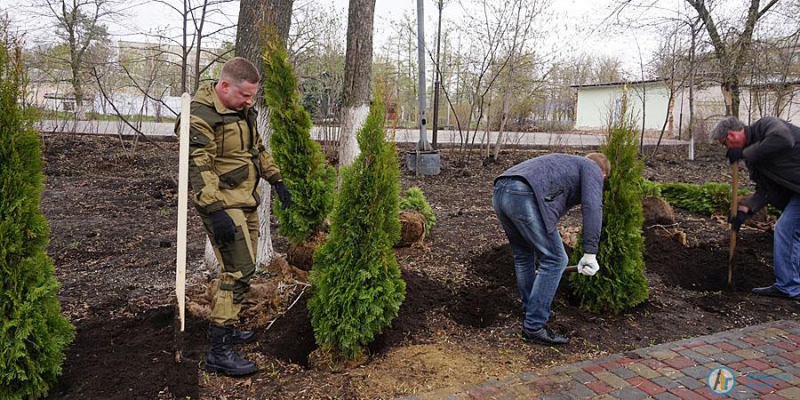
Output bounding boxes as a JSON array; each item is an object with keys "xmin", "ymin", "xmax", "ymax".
[{"xmin": 728, "ymin": 163, "xmax": 739, "ymax": 287}]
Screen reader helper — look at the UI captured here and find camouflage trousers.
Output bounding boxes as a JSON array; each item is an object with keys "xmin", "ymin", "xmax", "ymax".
[{"xmin": 200, "ymin": 208, "xmax": 259, "ymax": 326}]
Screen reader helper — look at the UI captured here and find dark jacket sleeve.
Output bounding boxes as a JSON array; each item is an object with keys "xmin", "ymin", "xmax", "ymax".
[
  {"xmin": 580, "ymin": 164, "xmax": 604, "ymax": 254},
  {"xmin": 744, "ymin": 118, "xmax": 795, "ymax": 163}
]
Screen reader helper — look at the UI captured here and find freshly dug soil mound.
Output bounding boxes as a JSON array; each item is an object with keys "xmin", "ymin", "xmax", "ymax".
[
  {"xmin": 46, "ymin": 307, "xmax": 204, "ymax": 400},
  {"xmin": 642, "ymin": 196, "xmax": 676, "ymax": 225},
  {"xmin": 398, "ymin": 210, "xmax": 426, "ymax": 246},
  {"xmin": 643, "ymin": 227, "xmax": 775, "ymax": 292},
  {"xmin": 287, "ymin": 231, "xmax": 328, "ymax": 271}
]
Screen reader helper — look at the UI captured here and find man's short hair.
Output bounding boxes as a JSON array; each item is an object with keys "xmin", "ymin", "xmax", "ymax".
[
  {"xmin": 710, "ymin": 116, "xmax": 745, "ymax": 142},
  {"xmin": 586, "ymin": 152, "xmax": 610, "ymax": 176},
  {"xmin": 220, "ymin": 57, "xmax": 260, "ymax": 86}
]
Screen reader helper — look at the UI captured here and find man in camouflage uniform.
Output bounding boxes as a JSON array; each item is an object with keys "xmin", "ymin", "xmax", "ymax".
[{"xmin": 179, "ymin": 57, "xmax": 292, "ymax": 375}]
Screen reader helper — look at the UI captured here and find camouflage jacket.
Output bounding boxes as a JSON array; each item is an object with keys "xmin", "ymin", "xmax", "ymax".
[{"xmin": 177, "ymin": 81, "xmax": 281, "ymax": 214}]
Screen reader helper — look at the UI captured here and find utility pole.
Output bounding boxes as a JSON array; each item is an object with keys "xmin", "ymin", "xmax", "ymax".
[
  {"xmin": 407, "ymin": 0, "xmax": 440, "ymax": 175},
  {"xmin": 431, "ymin": 0, "xmax": 444, "ymax": 149}
]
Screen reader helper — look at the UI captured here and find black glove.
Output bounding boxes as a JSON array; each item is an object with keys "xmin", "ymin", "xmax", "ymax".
[
  {"xmin": 274, "ymin": 181, "xmax": 292, "ymax": 210},
  {"xmin": 728, "ymin": 210, "xmax": 748, "ymax": 231},
  {"xmin": 210, "ymin": 210, "xmax": 237, "ymax": 246},
  {"xmin": 726, "ymin": 147, "xmax": 744, "ymax": 164}
]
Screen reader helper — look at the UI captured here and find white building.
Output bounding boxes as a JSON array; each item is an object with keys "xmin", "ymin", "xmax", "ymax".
[{"xmin": 572, "ymin": 79, "xmax": 800, "ymax": 140}]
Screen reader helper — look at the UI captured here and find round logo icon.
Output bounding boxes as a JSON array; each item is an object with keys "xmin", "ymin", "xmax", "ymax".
[{"xmin": 707, "ymin": 366, "xmax": 736, "ymax": 395}]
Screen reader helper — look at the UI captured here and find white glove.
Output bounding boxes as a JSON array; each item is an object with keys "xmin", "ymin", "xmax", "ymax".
[{"xmin": 577, "ymin": 253, "xmax": 600, "ymax": 276}]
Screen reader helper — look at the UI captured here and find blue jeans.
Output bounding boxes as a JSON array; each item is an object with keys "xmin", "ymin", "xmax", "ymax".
[
  {"xmin": 773, "ymin": 194, "xmax": 800, "ymax": 297},
  {"xmin": 493, "ymin": 177, "xmax": 568, "ymax": 330}
]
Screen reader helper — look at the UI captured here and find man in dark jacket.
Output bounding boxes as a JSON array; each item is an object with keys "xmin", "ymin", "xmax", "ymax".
[
  {"xmin": 712, "ymin": 116, "xmax": 800, "ymax": 300},
  {"xmin": 493, "ymin": 153, "xmax": 609, "ymax": 345}
]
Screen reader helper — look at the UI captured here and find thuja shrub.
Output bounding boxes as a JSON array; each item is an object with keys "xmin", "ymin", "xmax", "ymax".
[
  {"xmin": 263, "ymin": 38, "xmax": 335, "ymax": 244},
  {"xmin": 0, "ymin": 34, "xmax": 75, "ymax": 399},
  {"xmin": 399, "ymin": 187, "xmax": 436, "ymax": 237},
  {"xmin": 570, "ymin": 108, "xmax": 648, "ymax": 314},
  {"xmin": 308, "ymin": 101, "xmax": 406, "ymax": 360}
]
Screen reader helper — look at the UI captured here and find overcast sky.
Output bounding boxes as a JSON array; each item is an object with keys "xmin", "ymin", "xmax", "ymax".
[{"xmin": 7, "ymin": 0, "xmax": 664, "ymax": 75}]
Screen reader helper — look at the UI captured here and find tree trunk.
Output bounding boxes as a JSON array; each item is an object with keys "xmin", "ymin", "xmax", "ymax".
[
  {"xmin": 207, "ymin": 0, "xmax": 294, "ymax": 270},
  {"xmin": 338, "ymin": 0, "xmax": 377, "ymax": 167}
]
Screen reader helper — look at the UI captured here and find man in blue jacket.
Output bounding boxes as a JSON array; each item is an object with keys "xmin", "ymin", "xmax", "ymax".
[
  {"xmin": 493, "ymin": 153, "xmax": 609, "ymax": 345},
  {"xmin": 712, "ymin": 116, "xmax": 800, "ymax": 300}
]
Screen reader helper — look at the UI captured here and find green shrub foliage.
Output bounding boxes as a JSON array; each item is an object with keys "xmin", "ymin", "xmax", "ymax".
[
  {"xmin": 308, "ymin": 101, "xmax": 406, "ymax": 360},
  {"xmin": 263, "ymin": 39, "xmax": 336, "ymax": 244},
  {"xmin": 399, "ymin": 187, "xmax": 436, "ymax": 237},
  {"xmin": 658, "ymin": 182, "xmax": 746, "ymax": 216},
  {"xmin": 570, "ymin": 108, "xmax": 649, "ymax": 314},
  {"xmin": 0, "ymin": 37, "xmax": 75, "ymax": 399}
]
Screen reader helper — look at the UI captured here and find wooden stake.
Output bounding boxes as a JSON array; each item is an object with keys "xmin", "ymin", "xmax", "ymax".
[
  {"xmin": 728, "ymin": 163, "xmax": 739, "ymax": 287},
  {"xmin": 175, "ymin": 93, "xmax": 191, "ymax": 361}
]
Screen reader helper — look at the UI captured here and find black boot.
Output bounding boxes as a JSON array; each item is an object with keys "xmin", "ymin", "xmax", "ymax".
[
  {"xmin": 206, "ymin": 324, "xmax": 258, "ymax": 376},
  {"xmin": 231, "ymin": 328, "xmax": 256, "ymax": 344}
]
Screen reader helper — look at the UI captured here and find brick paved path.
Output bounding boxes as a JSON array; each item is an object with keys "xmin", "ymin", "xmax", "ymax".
[{"xmin": 399, "ymin": 319, "xmax": 800, "ymax": 400}]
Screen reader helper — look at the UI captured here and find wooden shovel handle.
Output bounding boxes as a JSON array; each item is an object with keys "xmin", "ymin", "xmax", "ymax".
[{"xmin": 728, "ymin": 163, "xmax": 739, "ymax": 286}]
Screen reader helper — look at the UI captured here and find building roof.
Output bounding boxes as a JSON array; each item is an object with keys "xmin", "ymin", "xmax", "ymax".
[{"xmin": 570, "ymin": 78, "xmax": 668, "ymax": 89}]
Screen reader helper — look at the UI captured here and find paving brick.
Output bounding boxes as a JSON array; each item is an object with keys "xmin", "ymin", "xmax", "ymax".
[
  {"xmin": 726, "ymin": 339, "xmax": 754, "ymax": 349},
  {"xmin": 742, "ymin": 358, "xmax": 773, "ymax": 370},
  {"xmin": 680, "ymin": 350, "xmax": 714, "ymax": 364},
  {"xmin": 693, "ymin": 345, "xmax": 723, "ymax": 356},
  {"xmin": 640, "ymin": 358, "xmax": 667, "ymax": 370},
  {"xmin": 738, "ymin": 375, "xmax": 774, "ymax": 394},
  {"xmin": 780, "ymin": 364, "xmax": 800, "ymax": 377},
  {"xmin": 568, "ymin": 370, "xmax": 597, "ymax": 384},
  {"xmin": 732, "ymin": 348, "xmax": 765, "ymax": 360},
  {"xmin": 769, "ymin": 354, "xmax": 797, "ymax": 367},
  {"xmin": 585, "ymin": 379, "xmax": 614, "ymax": 395},
  {"xmin": 610, "ymin": 386, "xmax": 649, "ymax": 400},
  {"xmin": 657, "ymin": 367, "xmax": 685, "ymax": 380},
  {"xmin": 652, "ymin": 376, "xmax": 681, "ymax": 390},
  {"xmin": 582, "ymin": 364, "xmax": 606, "ymax": 375},
  {"xmin": 693, "ymin": 387, "xmax": 721, "ymax": 399},
  {"xmin": 650, "ymin": 350, "xmax": 682, "ymax": 360},
  {"xmin": 609, "ymin": 367, "xmax": 638, "ymax": 380},
  {"xmin": 671, "ymin": 346, "xmax": 688, "ymax": 353},
  {"xmin": 626, "ymin": 363, "xmax": 662, "ymax": 379},
  {"xmin": 540, "ymin": 392, "xmax": 572, "ymax": 400},
  {"xmin": 626, "ymin": 376, "xmax": 666, "ymax": 395},
  {"xmin": 653, "ymin": 392, "xmax": 682, "ymax": 400},
  {"xmin": 685, "ymin": 340, "xmax": 708, "ymax": 349},
  {"xmin": 756, "ymin": 344, "xmax": 787, "ymax": 356},
  {"xmin": 713, "ymin": 352, "xmax": 743, "ymax": 365},
  {"xmin": 779, "ymin": 351, "xmax": 800, "ymax": 363},
  {"xmin": 617, "ymin": 357, "xmax": 637, "ymax": 365},
  {"xmin": 743, "ymin": 336, "xmax": 769, "ymax": 346},
  {"xmin": 787, "ymin": 334, "xmax": 800, "ymax": 344},
  {"xmin": 729, "ymin": 385, "xmax": 761, "ymax": 400},
  {"xmin": 594, "ymin": 371, "xmax": 630, "ymax": 389},
  {"xmin": 564, "ymin": 381, "xmax": 596, "ymax": 399},
  {"xmin": 774, "ymin": 341, "xmax": 800, "ymax": 352},
  {"xmin": 727, "ymin": 362, "xmax": 747, "ymax": 370},
  {"xmin": 715, "ymin": 342, "xmax": 740, "ymax": 352},
  {"xmin": 667, "ymin": 387, "xmax": 707, "ymax": 400},
  {"xmin": 776, "ymin": 387, "xmax": 800, "ymax": 399},
  {"xmin": 681, "ymin": 365, "xmax": 711, "ymax": 380},
  {"xmin": 676, "ymin": 376, "xmax": 704, "ymax": 390},
  {"xmin": 759, "ymin": 394, "xmax": 788, "ymax": 400},
  {"xmin": 599, "ymin": 360, "xmax": 622, "ymax": 371},
  {"xmin": 663, "ymin": 357, "xmax": 697, "ymax": 370}
]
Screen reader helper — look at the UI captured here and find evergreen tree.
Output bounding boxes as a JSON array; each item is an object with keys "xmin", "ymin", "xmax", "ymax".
[
  {"xmin": 399, "ymin": 187, "xmax": 436, "ymax": 238},
  {"xmin": 263, "ymin": 38, "xmax": 336, "ymax": 244},
  {"xmin": 0, "ymin": 33, "xmax": 75, "ymax": 399},
  {"xmin": 570, "ymin": 100, "xmax": 649, "ymax": 314},
  {"xmin": 308, "ymin": 102, "xmax": 406, "ymax": 360}
]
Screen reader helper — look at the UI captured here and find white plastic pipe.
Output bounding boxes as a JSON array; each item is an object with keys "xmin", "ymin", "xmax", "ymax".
[{"xmin": 175, "ymin": 93, "xmax": 191, "ymax": 332}]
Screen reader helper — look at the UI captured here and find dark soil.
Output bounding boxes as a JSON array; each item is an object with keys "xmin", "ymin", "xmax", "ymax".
[{"xmin": 40, "ymin": 136, "xmax": 798, "ymax": 400}]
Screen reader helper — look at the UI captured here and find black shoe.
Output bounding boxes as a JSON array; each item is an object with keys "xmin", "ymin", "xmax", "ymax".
[
  {"xmin": 232, "ymin": 329, "xmax": 256, "ymax": 344},
  {"xmin": 521, "ymin": 326, "xmax": 569, "ymax": 345},
  {"xmin": 206, "ymin": 324, "xmax": 258, "ymax": 376},
  {"xmin": 752, "ymin": 285, "xmax": 798, "ymax": 299}
]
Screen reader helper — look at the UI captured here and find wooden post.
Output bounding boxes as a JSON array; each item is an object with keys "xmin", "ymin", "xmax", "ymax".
[
  {"xmin": 728, "ymin": 163, "xmax": 739, "ymax": 287},
  {"xmin": 176, "ymin": 93, "xmax": 191, "ymax": 332}
]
